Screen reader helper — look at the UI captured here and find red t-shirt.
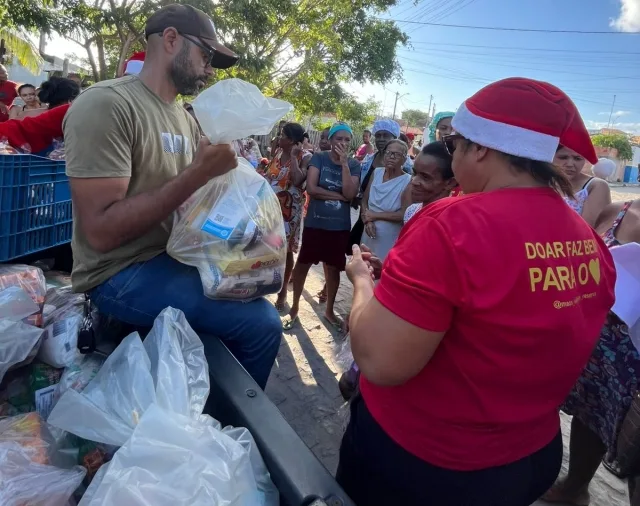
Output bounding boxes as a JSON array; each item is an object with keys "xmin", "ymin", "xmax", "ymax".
[
  {"xmin": 361, "ymin": 187, "xmax": 615, "ymax": 471},
  {"xmin": 0, "ymin": 80, "xmax": 18, "ymax": 122}
]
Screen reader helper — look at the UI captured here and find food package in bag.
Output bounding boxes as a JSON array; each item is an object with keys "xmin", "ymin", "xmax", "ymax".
[{"xmin": 167, "ymin": 79, "xmax": 292, "ymax": 300}]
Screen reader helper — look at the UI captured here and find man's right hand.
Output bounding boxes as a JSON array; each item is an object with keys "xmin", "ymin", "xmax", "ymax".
[{"xmin": 190, "ymin": 137, "xmax": 238, "ymax": 184}]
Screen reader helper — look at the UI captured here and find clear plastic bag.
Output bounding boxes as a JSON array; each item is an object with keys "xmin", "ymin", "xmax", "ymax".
[
  {"xmin": 334, "ymin": 333, "xmax": 355, "ymax": 372},
  {"xmin": 167, "ymin": 79, "xmax": 292, "ymax": 300},
  {"xmin": 0, "ymin": 320, "xmax": 44, "ymax": 383},
  {"xmin": 79, "ymin": 405, "xmax": 266, "ymax": 506},
  {"xmin": 0, "ymin": 441, "xmax": 86, "ymax": 506},
  {"xmin": 48, "ymin": 307, "xmax": 209, "ymax": 446},
  {"xmin": 0, "ymin": 264, "xmax": 47, "ymax": 328},
  {"xmin": 0, "ymin": 286, "xmax": 40, "ymax": 321},
  {"xmin": 54, "ymin": 354, "xmax": 106, "ymax": 403},
  {"xmin": 38, "ymin": 286, "xmax": 85, "ymax": 368}
]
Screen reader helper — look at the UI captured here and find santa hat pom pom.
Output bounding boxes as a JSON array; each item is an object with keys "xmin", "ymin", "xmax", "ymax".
[{"xmin": 592, "ymin": 158, "xmax": 616, "ymax": 179}]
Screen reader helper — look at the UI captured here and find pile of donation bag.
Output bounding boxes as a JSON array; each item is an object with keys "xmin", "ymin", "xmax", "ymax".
[{"xmin": 0, "ymin": 77, "xmax": 293, "ymax": 505}]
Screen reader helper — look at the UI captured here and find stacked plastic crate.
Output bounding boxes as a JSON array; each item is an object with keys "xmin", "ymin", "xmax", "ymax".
[{"xmin": 0, "ymin": 155, "xmax": 72, "ymax": 261}]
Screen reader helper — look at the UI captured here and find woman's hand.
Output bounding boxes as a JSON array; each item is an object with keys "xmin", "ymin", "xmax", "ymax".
[
  {"xmin": 362, "ymin": 209, "xmax": 376, "ymax": 223},
  {"xmin": 334, "ymin": 144, "xmax": 348, "ymax": 165},
  {"xmin": 365, "ymin": 221, "xmax": 376, "ymax": 239},
  {"xmin": 346, "ymin": 245, "xmax": 375, "ymax": 285},
  {"xmin": 291, "ymin": 142, "xmax": 303, "ymax": 159},
  {"xmin": 360, "ymin": 244, "xmax": 382, "ymax": 280}
]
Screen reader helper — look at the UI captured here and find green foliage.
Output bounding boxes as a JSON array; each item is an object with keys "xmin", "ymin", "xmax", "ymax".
[
  {"xmin": 22, "ymin": 0, "xmax": 405, "ymax": 116},
  {"xmin": 401, "ymin": 108, "xmax": 430, "ymax": 128},
  {"xmin": 591, "ymin": 133, "xmax": 634, "ymax": 161}
]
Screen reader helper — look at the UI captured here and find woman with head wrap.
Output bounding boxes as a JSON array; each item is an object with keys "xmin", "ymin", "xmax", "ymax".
[
  {"xmin": 338, "ymin": 78, "xmax": 615, "ymax": 506},
  {"xmin": 345, "ymin": 119, "xmax": 413, "ymax": 261},
  {"xmin": 425, "ymin": 111, "xmax": 455, "ymax": 143},
  {"xmin": 282, "ymin": 122, "xmax": 361, "ymax": 330}
]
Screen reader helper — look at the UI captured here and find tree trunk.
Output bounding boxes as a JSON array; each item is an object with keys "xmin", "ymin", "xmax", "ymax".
[
  {"xmin": 84, "ymin": 42, "xmax": 99, "ymax": 83},
  {"xmin": 96, "ymin": 35, "xmax": 107, "ymax": 81}
]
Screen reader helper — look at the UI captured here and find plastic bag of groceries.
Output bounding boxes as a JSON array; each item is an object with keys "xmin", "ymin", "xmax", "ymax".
[
  {"xmin": 48, "ymin": 307, "xmax": 209, "ymax": 446},
  {"xmin": 49, "ymin": 307, "xmax": 278, "ymax": 506},
  {"xmin": 0, "ymin": 320, "xmax": 44, "ymax": 384},
  {"xmin": 0, "ymin": 412, "xmax": 86, "ymax": 506},
  {"xmin": 0, "ymin": 264, "xmax": 47, "ymax": 328},
  {"xmin": 167, "ymin": 79, "xmax": 291, "ymax": 300},
  {"xmin": 37, "ymin": 286, "xmax": 84, "ymax": 368}
]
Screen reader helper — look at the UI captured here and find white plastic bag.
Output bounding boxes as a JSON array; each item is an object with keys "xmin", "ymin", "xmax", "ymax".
[
  {"xmin": 0, "ymin": 441, "xmax": 86, "ymax": 506},
  {"xmin": 167, "ymin": 79, "xmax": 291, "ymax": 300},
  {"xmin": 0, "ymin": 286, "xmax": 40, "ymax": 321},
  {"xmin": 48, "ymin": 307, "xmax": 209, "ymax": 446},
  {"xmin": 0, "ymin": 320, "xmax": 43, "ymax": 383},
  {"xmin": 79, "ymin": 405, "xmax": 262, "ymax": 506}
]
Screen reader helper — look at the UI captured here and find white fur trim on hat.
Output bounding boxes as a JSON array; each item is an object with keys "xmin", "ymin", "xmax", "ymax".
[
  {"xmin": 125, "ymin": 60, "xmax": 143, "ymax": 75},
  {"xmin": 452, "ymin": 102, "xmax": 560, "ymax": 163}
]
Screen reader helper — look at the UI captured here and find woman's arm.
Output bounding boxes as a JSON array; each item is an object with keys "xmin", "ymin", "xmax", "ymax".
[
  {"xmin": 364, "ymin": 178, "xmax": 412, "ymax": 223},
  {"xmin": 290, "ymin": 151, "xmax": 311, "ymax": 187},
  {"xmin": 8, "ymin": 106, "xmax": 20, "ymax": 120},
  {"xmin": 306, "ymin": 165, "xmax": 348, "ymax": 201},
  {"xmin": 335, "ymin": 145, "xmax": 359, "ymax": 199},
  {"xmin": 582, "ymin": 179, "xmax": 612, "ymax": 228}
]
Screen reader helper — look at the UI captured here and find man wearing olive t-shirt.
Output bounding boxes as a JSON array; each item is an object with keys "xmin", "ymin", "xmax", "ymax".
[{"xmin": 63, "ymin": 4, "xmax": 282, "ymax": 389}]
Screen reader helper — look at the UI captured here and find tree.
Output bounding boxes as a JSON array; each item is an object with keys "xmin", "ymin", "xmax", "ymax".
[
  {"xmin": 401, "ymin": 108, "xmax": 430, "ymax": 128},
  {"xmin": 0, "ymin": 28, "xmax": 42, "ymax": 73},
  {"xmin": 41, "ymin": 0, "xmax": 406, "ymax": 114},
  {"xmin": 592, "ymin": 133, "xmax": 633, "ymax": 161}
]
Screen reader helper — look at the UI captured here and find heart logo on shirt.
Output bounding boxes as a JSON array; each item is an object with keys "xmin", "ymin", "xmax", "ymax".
[{"xmin": 589, "ymin": 258, "xmax": 601, "ymax": 284}]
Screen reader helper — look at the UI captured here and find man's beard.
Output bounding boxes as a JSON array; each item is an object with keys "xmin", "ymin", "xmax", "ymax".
[{"xmin": 169, "ymin": 44, "xmax": 208, "ymax": 96}]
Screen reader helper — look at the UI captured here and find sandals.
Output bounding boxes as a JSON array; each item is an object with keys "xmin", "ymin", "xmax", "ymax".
[
  {"xmin": 317, "ymin": 289, "xmax": 327, "ymax": 304},
  {"xmin": 274, "ymin": 297, "xmax": 287, "ymax": 312},
  {"xmin": 282, "ymin": 315, "xmax": 299, "ymax": 331}
]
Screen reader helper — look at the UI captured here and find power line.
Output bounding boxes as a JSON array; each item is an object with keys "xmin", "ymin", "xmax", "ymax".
[
  {"xmin": 378, "ymin": 18, "xmax": 640, "ymax": 34},
  {"xmin": 408, "ymin": 41, "xmax": 640, "ymax": 56}
]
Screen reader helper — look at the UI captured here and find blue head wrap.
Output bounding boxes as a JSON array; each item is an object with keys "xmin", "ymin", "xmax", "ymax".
[
  {"xmin": 371, "ymin": 118, "xmax": 401, "ymax": 138},
  {"xmin": 427, "ymin": 111, "xmax": 455, "ymax": 143},
  {"xmin": 328, "ymin": 122, "xmax": 353, "ymax": 139}
]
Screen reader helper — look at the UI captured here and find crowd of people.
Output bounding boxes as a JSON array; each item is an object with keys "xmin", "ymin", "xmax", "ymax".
[{"xmin": 1, "ymin": 3, "xmax": 639, "ymax": 505}]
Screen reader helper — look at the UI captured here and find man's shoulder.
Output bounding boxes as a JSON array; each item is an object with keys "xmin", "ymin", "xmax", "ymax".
[{"xmin": 76, "ymin": 76, "xmax": 143, "ymax": 106}]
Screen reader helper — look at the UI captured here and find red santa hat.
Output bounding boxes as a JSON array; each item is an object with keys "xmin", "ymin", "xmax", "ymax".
[
  {"xmin": 124, "ymin": 51, "xmax": 145, "ymax": 75},
  {"xmin": 452, "ymin": 77, "xmax": 597, "ymax": 165}
]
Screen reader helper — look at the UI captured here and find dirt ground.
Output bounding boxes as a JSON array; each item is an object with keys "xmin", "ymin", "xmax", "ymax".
[{"xmin": 265, "ymin": 185, "xmax": 640, "ymax": 506}]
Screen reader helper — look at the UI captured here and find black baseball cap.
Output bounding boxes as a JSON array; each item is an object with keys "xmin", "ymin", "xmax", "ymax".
[{"xmin": 145, "ymin": 4, "xmax": 239, "ymax": 69}]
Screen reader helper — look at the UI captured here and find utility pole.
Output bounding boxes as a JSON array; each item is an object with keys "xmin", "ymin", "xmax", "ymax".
[
  {"xmin": 431, "ymin": 103, "xmax": 436, "ymax": 118},
  {"xmin": 607, "ymin": 94, "xmax": 617, "ymax": 130},
  {"xmin": 392, "ymin": 91, "xmax": 409, "ymax": 120},
  {"xmin": 427, "ymin": 95, "xmax": 433, "ymax": 121}
]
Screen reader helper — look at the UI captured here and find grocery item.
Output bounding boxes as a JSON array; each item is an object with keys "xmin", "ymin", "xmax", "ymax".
[
  {"xmin": 38, "ymin": 286, "xmax": 84, "ymax": 368},
  {"xmin": 167, "ymin": 79, "xmax": 290, "ymax": 300},
  {"xmin": 0, "ymin": 361, "xmax": 63, "ymax": 418},
  {"xmin": 0, "ymin": 265, "xmax": 46, "ymax": 328},
  {"xmin": 0, "ymin": 321, "xmax": 44, "ymax": 384}
]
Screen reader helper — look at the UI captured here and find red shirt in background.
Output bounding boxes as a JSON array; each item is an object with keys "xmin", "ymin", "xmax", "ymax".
[
  {"xmin": 0, "ymin": 104, "xmax": 69, "ymax": 153},
  {"xmin": 362, "ymin": 187, "xmax": 615, "ymax": 471},
  {"xmin": 0, "ymin": 80, "xmax": 18, "ymax": 122}
]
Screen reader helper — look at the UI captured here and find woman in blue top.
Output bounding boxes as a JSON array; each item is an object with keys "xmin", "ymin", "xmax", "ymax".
[{"xmin": 282, "ymin": 122, "xmax": 361, "ymax": 330}]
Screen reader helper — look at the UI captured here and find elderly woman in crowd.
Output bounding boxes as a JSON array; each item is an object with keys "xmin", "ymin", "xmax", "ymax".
[
  {"xmin": 555, "ymin": 145, "xmax": 611, "ymax": 227},
  {"xmin": 543, "ymin": 199, "xmax": 640, "ymax": 506},
  {"xmin": 282, "ymin": 122, "xmax": 361, "ymax": 330},
  {"xmin": 338, "ymin": 78, "xmax": 615, "ymax": 506},
  {"xmin": 263, "ymin": 122, "xmax": 313, "ymax": 311},
  {"xmin": 361, "ymin": 139, "xmax": 412, "ymax": 261}
]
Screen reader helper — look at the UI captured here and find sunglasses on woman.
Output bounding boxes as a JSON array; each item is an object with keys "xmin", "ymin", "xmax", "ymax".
[{"xmin": 443, "ymin": 134, "xmax": 465, "ymax": 156}]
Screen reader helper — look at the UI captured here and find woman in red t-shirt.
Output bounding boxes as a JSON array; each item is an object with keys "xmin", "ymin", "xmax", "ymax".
[{"xmin": 338, "ymin": 78, "xmax": 616, "ymax": 506}]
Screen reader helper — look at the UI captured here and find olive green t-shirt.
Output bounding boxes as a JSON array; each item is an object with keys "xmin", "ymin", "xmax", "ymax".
[{"xmin": 64, "ymin": 76, "xmax": 201, "ymax": 293}]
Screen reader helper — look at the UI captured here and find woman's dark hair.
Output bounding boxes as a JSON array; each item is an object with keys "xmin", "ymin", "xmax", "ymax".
[
  {"xmin": 38, "ymin": 77, "xmax": 80, "ymax": 109},
  {"xmin": 421, "ymin": 141, "xmax": 454, "ymax": 179},
  {"xmin": 506, "ymin": 153, "xmax": 574, "ymax": 198},
  {"xmin": 399, "ymin": 133, "xmax": 409, "ymax": 144},
  {"xmin": 281, "ymin": 122, "xmax": 306, "ymax": 144},
  {"xmin": 17, "ymin": 84, "xmax": 35, "ymax": 94},
  {"xmin": 303, "ymin": 132, "xmax": 310, "ymax": 141}
]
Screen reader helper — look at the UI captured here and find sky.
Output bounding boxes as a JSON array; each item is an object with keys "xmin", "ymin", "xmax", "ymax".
[
  {"xmin": 40, "ymin": 0, "xmax": 640, "ymax": 134},
  {"xmin": 342, "ymin": 0, "xmax": 640, "ymax": 134}
]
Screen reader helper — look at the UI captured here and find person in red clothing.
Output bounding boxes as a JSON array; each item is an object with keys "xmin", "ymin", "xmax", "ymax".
[
  {"xmin": 0, "ymin": 103, "xmax": 69, "ymax": 153},
  {"xmin": 338, "ymin": 78, "xmax": 616, "ymax": 506},
  {"xmin": 0, "ymin": 65, "xmax": 18, "ymax": 122}
]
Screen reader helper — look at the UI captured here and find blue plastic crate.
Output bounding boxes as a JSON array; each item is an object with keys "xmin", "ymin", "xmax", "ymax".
[{"xmin": 0, "ymin": 155, "xmax": 72, "ymax": 261}]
